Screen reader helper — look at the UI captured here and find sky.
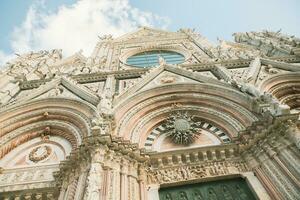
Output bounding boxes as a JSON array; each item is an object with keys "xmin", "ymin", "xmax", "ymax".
[{"xmin": 0, "ymin": 0, "xmax": 299, "ymax": 66}]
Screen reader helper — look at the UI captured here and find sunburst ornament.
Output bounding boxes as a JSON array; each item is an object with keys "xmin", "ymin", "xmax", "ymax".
[{"xmin": 165, "ymin": 112, "xmax": 201, "ymax": 145}]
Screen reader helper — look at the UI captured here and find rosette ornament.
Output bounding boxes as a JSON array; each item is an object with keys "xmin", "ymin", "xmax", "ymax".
[{"xmin": 165, "ymin": 112, "xmax": 201, "ymax": 145}]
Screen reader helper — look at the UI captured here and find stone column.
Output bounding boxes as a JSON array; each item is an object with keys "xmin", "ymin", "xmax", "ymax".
[
  {"xmin": 85, "ymin": 162, "xmax": 103, "ymax": 200},
  {"xmin": 138, "ymin": 166, "xmax": 147, "ymax": 200},
  {"xmin": 108, "ymin": 169, "xmax": 121, "ymax": 200},
  {"xmin": 120, "ymin": 159, "xmax": 129, "ymax": 200},
  {"xmin": 279, "ymin": 148, "xmax": 300, "ymax": 177},
  {"xmin": 254, "ymin": 167, "xmax": 281, "ymax": 200},
  {"xmin": 243, "ymin": 151, "xmax": 280, "ymax": 200},
  {"xmin": 138, "ymin": 180, "xmax": 147, "ymax": 200},
  {"xmin": 65, "ymin": 178, "xmax": 78, "ymax": 200},
  {"xmin": 265, "ymin": 141, "xmax": 300, "ymax": 188},
  {"xmin": 127, "ymin": 162, "xmax": 139, "ymax": 200},
  {"xmin": 257, "ymin": 146, "xmax": 300, "ymax": 199},
  {"xmin": 85, "ymin": 148, "xmax": 106, "ymax": 200},
  {"xmin": 100, "ymin": 167, "xmax": 111, "ymax": 199},
  {"xmin": 58, "ymin": 186, "xmax": 67, "ymax": 200},
  {"xmin": 74, "ymin": 172, "xmax": 88, "ymax": 200},
  {"xmin": 269, "ymin": 138, "xmax": 300, "ymax": 182},
  {"xmin": 147, "ymin": 184, "xmax": 160, "ymax": 200}
]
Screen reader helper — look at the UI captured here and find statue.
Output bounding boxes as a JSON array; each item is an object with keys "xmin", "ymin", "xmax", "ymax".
[
  {"xmin": 245, "ymin": 57, "xmax": 261, "ymax": 83},
  {"xmin": 265, "ymin": 64, "xmax": 278, "ymax": 74},
  {"xmin": 158, "ymin": 55, "xmax": 166, "ymax": 66},
  {"xmin": 98, "ymin": 34, "xmax": 113, "ymax": 41},
  {"xmin": 86, "ymin": 163, "xmax": 102, "ymax": 200},
  {"xmin": 233, "ymin": 32, "xmax": 249, "ymax": 43},
  {"xmin": 97, "ymin": 76, "xmax": 114, "ymax": 115},
  {"xmin": 231, "ymin": 79, "xmax": 261, "ymax": 98},
  {"xmin": 48, "ymin": 85, "xmax": 64, "ymax": 97}
]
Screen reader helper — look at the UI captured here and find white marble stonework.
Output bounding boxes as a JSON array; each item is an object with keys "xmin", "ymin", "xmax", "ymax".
[{"xmin": 0, "ymin": 27, "xmax": 300, "ymax": 200}]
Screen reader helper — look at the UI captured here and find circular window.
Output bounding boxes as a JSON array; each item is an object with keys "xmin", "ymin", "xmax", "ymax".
[{"xmin": 126, "ymin": 50, "xmax": 185, "ymax": 68}]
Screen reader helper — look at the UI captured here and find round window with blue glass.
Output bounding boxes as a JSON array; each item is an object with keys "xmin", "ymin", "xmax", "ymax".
[{"xmin": 126, "ymin": 50, "xmax": 185, "ymax": 68}]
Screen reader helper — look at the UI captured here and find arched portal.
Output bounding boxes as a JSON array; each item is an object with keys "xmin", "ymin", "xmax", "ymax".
[
  {"xmin": 0, "ymin": 98, "xmax": 98, "ymax": 198},
  {"xmin": 260, "ymin": 72, "xmax": 300, "ymax": 113},
  {"xmin": 114, "ymin": 83, "xmax": 258, "ymax": 151}
]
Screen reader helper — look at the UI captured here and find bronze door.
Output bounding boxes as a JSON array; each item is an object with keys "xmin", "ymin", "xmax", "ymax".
[{"xmin": 159, "ymin": 177, "xmax": 256, "ymax": 200}]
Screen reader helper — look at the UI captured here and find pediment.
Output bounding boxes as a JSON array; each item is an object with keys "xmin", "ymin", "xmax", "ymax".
[
  {"xmin": 140, "ymin": 70, "xmax": 199, "ymax": 92},
  {"xmin": 115, "ymin": 64, "xmax": 224, "ymax": 103},
  {"xmin": 115, "ymin": 27, "xmax": 183, "ymax": 43},
  {"xmin": 231, "ymin": 57, "xmax": 297, "ymax": 86},
  {"xmin": 14, "ymin": 76, "xmax": 99, "ymax": 105}
]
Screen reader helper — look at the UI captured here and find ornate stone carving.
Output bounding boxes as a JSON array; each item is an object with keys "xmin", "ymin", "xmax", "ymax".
[
  {"xmin": 1, "ymin": 27, "xmax": 300, "ymax": 200},
  {"xmin": 0, "ymin": 166, "xmax": 57, "ymax": 192},
  {"xmin": 29, "ymin": 145, "xmax": 52, "ymax": 163},
  {"xmin": 0, "ymin": 131, "xmax": 41, "ymax": 159},
  {"xmin": 147, "ymin": 161, "xmax": 248, "ymax": 184},
  {"xmin": 85, "ymin": 163, "xmax": 102, "ymax": 200},
  {"xmin": 264, "ymin": 64, "xmax": 279, "ymax": 74},
  {"xmin": 164, "ymin": 112, "xmax": 201, "ymax": 145},
  {"xmin": 159, "ymin": 75, "xmax": 178, "ymax": 84},
  {"xmin": 233, "ymin": 30, "xmax": 300, "ymax": 56},
  {"xmin": 5, "ymin": 49, "xmax": 62, "ymax": 79},
  {"xmin": 48, "ymin": 85, "xmax": 64, "ymax": 97}
]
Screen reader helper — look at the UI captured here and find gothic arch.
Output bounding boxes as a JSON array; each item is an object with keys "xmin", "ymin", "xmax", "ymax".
[
  {"xmin": 144, "ymin": 120, "xmax": 230, "ymax": 151},
  {"xmin": 114, "ymin": 83, "xmax": 258, "ymax": 149},
  {"xmin": 0, "ymin": 98, "xmax": 98, "ymax": 163},
  {"xmin": 260, "ymin": 72, "xmax": 300, "ymax": 112}
]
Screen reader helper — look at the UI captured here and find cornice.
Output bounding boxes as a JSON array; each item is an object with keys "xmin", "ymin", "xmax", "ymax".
[
  {"xmin": 238, "ymin": 114, "xmax": 299, "ymax": 153},
  {"xmin": 20, "ymin": 78, "xmax": 52, "ymax": 90},
  {"xmin": 148, "ymin": 143, "xmax": 239, "ymax": 168},
  {"xmin": 18, "ymin": 55, "xmax": 300, "ymax": 90},
  {"xmin": 114, "ymin": 36, "xmax": 189, "ymax": 45},
  {"xmin": 72, "ymin": 68, "xmax": 148, "ymax": 83}
]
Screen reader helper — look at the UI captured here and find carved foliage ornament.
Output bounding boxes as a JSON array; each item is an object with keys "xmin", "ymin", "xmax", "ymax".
[
  {"xmin": 165, "ymin": 112, "xmax": 201, "ymax": 145},
  {"xmin": 29, "ymin": 145, "xmax": 52, "ymax": 163}
]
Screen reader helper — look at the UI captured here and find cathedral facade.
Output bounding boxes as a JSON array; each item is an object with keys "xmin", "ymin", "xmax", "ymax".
[{"xmin": 0, "ymin": 27, "xmax": 300, "ymax": 200}]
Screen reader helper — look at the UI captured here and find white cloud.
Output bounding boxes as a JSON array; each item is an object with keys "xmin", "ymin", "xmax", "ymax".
[{"xmin": 8, "ymin": 0, "xmax": 169, "ymax": 59}]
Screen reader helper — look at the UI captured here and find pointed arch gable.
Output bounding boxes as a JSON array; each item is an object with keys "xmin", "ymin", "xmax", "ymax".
[
  {"xmin": 0, "ymin": 98, "xmax": 99, "ymax": 160},
  {"xmin": 260, "ymin": 72, "xmax": 300, "ymax": 110},
  {"xmin": 113, "ymin": 83, "xmax": 258, "ymax": 148}
]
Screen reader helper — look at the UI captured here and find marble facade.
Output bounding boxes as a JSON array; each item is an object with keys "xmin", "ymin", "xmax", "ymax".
[{"xmin": 0, "ymin": 27, "xmax": 300, "ymax": 199}]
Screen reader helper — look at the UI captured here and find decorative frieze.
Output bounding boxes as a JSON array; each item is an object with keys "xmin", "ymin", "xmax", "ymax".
[
  {"xmin": 0, "ymin": 164, "xmax": 58, "ymax": 193},
  {"xmin": 147, "ymin": 160, "xmax": 248, "ymax": 185}
]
